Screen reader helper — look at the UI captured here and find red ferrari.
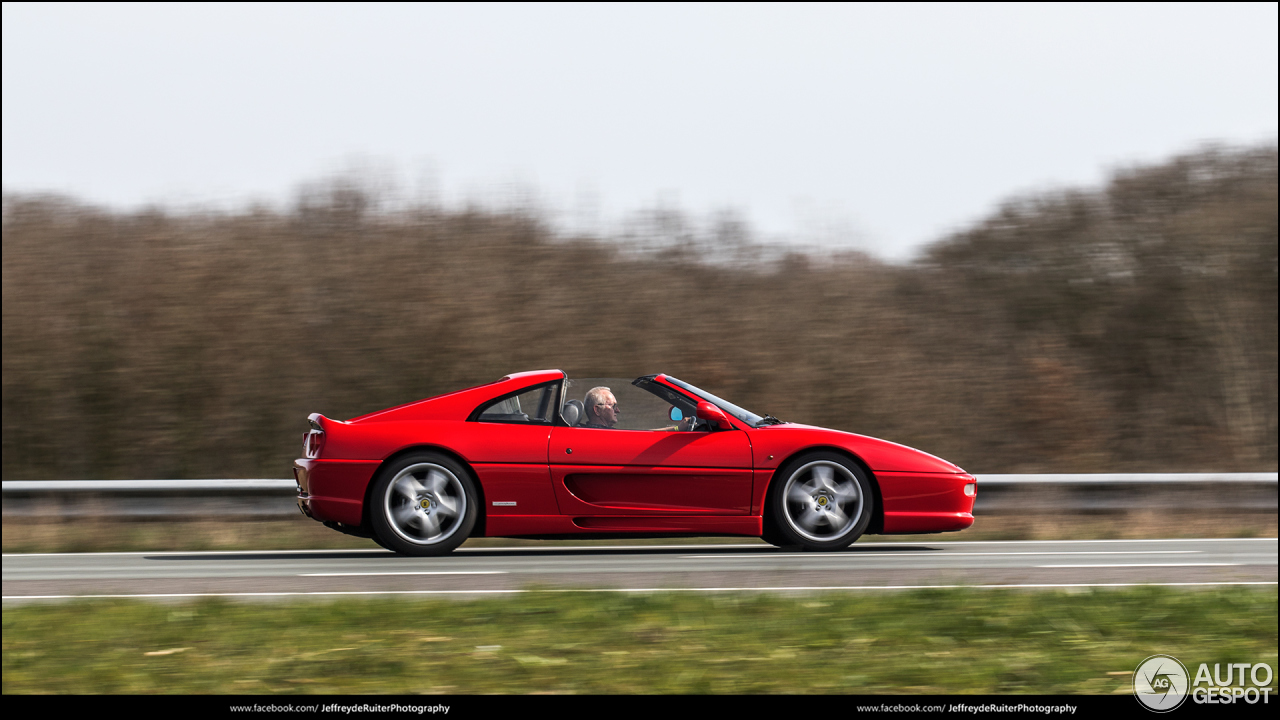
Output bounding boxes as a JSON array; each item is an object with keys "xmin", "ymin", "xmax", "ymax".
[{"xmin": 294, "ymin": 370, "xmax": 976, "ymax": 555}]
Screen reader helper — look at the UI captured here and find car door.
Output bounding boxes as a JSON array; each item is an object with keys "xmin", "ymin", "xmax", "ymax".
[{"xmin": 548, "ymin": 426, "xmax": 753, "ymax": 515}]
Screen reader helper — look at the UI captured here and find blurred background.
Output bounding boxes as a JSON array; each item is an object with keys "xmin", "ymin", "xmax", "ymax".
[{"xmin": 2, "ymin": 4, "xmax": 1276, "ymax": 482}]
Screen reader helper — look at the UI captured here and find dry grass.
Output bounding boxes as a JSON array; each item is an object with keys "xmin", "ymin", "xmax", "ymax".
[{"xmin": 3, "ymin": 512, "xmax": 1273, "ymax": 554}]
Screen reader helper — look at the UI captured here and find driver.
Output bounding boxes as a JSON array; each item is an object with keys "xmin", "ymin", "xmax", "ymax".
[{"xmin": 582, "ymin": 387, "xmax": 621, "ymax": 429}]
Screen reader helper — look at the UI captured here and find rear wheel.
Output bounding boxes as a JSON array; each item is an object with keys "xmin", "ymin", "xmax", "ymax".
[
  {"xmin": 767, "ymin": 452, "xmax": 872, "ymax": 551},
  {"xmin": 370, "ymin": 452, "xmax": 477, "ymax": 556}
]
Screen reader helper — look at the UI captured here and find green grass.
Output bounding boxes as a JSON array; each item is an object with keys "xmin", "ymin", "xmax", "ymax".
[{"xmin": 4, "ymin": 587, "xmax": 1276, "ymax": 694}]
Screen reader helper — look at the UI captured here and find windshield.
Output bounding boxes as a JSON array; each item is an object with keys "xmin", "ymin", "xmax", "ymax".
[{"xmin": 662, "ymin": 376, "xmax": 766, "ymax": 428}]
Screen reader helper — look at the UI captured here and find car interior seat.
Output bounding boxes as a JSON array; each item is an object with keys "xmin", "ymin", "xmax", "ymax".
[{"xmin": 562, "ymin": 399, "xmax": 584, "ymax": 426}]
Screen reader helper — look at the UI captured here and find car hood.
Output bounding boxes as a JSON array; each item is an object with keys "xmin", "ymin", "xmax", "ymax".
[{"xmin": 752, "ymin": 423, "xmax": 965, "ymax": 474}]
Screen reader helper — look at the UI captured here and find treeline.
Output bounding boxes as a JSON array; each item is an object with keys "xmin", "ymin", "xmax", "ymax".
[{"xmin": 2, "ymin": 145, "xmax": 1275, "ymax": 479}]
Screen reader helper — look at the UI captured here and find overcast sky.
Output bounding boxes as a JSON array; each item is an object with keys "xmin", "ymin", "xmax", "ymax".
[{"xmin": 3, "ymin": 3, "xmax": 1276, "ymax": 260}]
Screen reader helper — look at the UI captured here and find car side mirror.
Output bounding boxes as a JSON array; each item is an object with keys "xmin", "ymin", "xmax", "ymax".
[
  {"xmin": 669, "ymin": 407, "xmax": 684, "ymax": 422},
  {"xmin": 695, "ymin": 401, "xmax": 732, "ymax": 430}
]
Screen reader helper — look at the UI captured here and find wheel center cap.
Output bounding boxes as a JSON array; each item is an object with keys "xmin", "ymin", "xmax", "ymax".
[
  {"xmin": 817, "ymin": 496, "xmax": 828, "ymax": 506},
  {"xmin": 420, "ymin": 499, "xmax": 431, "ymax": 510}
]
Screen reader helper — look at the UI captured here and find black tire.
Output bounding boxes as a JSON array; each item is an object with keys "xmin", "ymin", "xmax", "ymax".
[
  {"xmin": 760, "ymin": 511, "xmax": 797, "ymax": 549},
  {"xmin": 369, "ymin": 452, "xmax": 478, "ymax": 556},
  {"xmin": 767, "ymin": 452, "xmax": 873, "ymax": 551}
]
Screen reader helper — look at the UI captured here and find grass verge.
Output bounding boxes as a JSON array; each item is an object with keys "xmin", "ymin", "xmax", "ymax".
[
  {"xmin": 4, "ymin": 587, "xmax": 1276, "ymax": 694},
  {"xmin": 3, "ymin": 512, "xmax": 1275, "ymax": 554}
]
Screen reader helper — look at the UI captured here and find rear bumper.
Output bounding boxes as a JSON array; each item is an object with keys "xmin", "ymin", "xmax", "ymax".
[{"xmin": 293, "ymin": 458, "xmax": 381, "ymax": 527}]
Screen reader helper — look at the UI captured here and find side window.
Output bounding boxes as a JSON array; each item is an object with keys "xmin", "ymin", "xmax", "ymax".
[
  {"xmin": 563, "ymin": 377, "xmax": 704, "ymax": 431},
  {"xmin": 475, "ymin": 383, "xmax": 558, "ymax": 424}
]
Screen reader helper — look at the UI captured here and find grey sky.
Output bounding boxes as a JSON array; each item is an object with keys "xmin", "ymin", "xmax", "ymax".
[{"xmin": 3, "ymin": 3, "xmax": 1276, "ymax": 260}]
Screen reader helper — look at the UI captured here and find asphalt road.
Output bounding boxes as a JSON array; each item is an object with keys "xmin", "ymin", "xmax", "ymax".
[{"xmin": 3, "ymin": 538, "xmax": 1275, "ymax": 603}]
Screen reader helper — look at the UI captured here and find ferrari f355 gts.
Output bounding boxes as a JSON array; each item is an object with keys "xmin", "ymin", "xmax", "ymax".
[{"xmin": 294, "ymin": 370, "xmax": 976, "ymax": 555}]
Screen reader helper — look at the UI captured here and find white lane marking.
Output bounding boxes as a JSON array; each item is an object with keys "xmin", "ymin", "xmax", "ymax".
[
  {"xmin": 298, "ymin": 571, "xmax": 507, "ymax": 577},
  {"xmin": 0, "ymin": 544, "xmax": 764, "ymax": 558},
  {"xmin": 897, "ymin": 538, "xmax": 1278, "ymax": 544},
  {"xmin": 4, "ymin": 538, "xmax": 1275, "ymax": 558},
  {"xmin": 680, "ymin": 550, "xmax": 1206, "ymax": 559},
  {"xmin": 1037, "ymin": 563, "xmax": 1241, "ymax": 568},
  {"xmin": 457, "ymin": 544, "xmax": 765, "ymax": 552},
  {"xmin": 4, "ymin": 581, "xmax": 1277, "ymax": 601}
]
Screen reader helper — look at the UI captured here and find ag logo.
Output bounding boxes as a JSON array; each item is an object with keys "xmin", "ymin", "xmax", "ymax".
[{"xmin": 1135, "ymin": 654, "xmax": 1190, "ymax": 712}]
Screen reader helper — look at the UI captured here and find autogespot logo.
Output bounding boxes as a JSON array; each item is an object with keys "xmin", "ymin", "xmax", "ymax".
[{"xmin": 1134, "ymin": 654, "xmax": 1190, "ymax": 712}]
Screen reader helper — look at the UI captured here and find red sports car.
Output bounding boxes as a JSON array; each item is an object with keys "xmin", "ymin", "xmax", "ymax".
[{"xmin": 294, "ymin": 370, "xmax": 976, "ymax": 555}]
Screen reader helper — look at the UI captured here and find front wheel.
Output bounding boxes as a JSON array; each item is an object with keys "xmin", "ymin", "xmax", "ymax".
[
  {"xmin": 767, "ymin": 452, "xmax": 873, "ymax": 551},
  {"xmin": 370, "ymin": 453, "xmax": 478, "ymax": 556}
]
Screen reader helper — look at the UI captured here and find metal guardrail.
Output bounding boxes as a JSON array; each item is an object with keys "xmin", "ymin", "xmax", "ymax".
[
  {"xmin": 2, "ymin": 479, "xmax": 295, "ymax": 518},
  {"xmin": 975, "ymin": 473, "xmax": 1278, "ymax": 485},
  {"xmin": 972, "ymin": 473, "xmax": 1277, "ymax": 513},
  {"xmin": 2, "ymin": 474, "xmax": 1276, "ymax": 518},
  {"xmin": 2, "ymin": 479, "xmax": 293, "ymax": 493}
]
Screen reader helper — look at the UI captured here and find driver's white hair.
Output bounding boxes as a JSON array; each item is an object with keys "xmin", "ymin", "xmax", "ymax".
[{"xmin": 584, "ymin": 386, "xmax": 612, "ymax": 422}]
